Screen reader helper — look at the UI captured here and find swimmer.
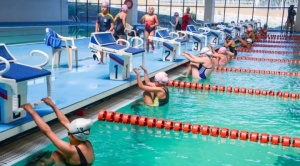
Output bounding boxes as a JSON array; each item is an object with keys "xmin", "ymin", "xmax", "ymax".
[
  {"xmin": 181, "ymin": 47, "xmax": 213, "ymax": 79},
  {"xmin": 208, "ymin": 45, "xmax": 228, "ymax": 67},
  {"xmin": 133, "ymin": 66, "xmax": 169, "ymax": 106},
  {"xmin": 224, "ymin": 35, "xmax": 237, "ymax": 56},
  {"xmin": 237, "ymin": 35, "xmax": 252, "ymax": 49},
  {"xmin": 22, "ymin": 98, "xmax": 94, "ymax": 165},
  {"xmin": 259, "ymin": 24, "xmax": 268, "ymax": 39},
  {"xmin": 245, "ymin": 27, "xmax": 255, "ymax": 42},
  {"xmin": 140, "ymin": 7, "xmax": 159, "ymax": 53}
]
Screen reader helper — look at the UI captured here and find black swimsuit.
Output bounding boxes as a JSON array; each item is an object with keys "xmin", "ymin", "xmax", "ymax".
[
  {"xmin": 66, "ymin": 141, "xmax": 93, "ymax": 166},
  {"xmin": 158, "ymin": 88, "xmax": 169, "ymax": 106},
  {"xmin": 115, "ymin": 15, "xmax": 125, "ymax": 36}
]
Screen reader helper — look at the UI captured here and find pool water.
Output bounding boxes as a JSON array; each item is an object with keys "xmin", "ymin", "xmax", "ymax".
[{"xmin": 12, "ymin": 43, "xmax": 300, "ymax": 166}]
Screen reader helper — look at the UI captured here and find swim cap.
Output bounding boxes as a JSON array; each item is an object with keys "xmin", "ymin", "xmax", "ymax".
[
  {"xmin": 247, "ymin": 27, "xmax": 253, "ymax": 32},
  {"xmin": 218, "ymin": 47, "xmax": 227, "ymax": 54},
  {"xmin": 155, "ymin": 72, "xmax": 169, "ymax": 85},
  {"xmin": 200, "ymin": 47, "xmax": 212, "ymax": 56},
  {"xmin": 148, "ymin": 6, "xmax": 154, "ymax": 10},
  {"xmin": 174, "ymin": 12, "xmax": 179, "ymax": 17},
  {"xmin": 69, "ymin": 118, "xmax": 93, "ymax": 141},
  {"xmin": 226, "ymin": 35, "xmax": 232, "ymax": 40},
  {"xmin": 121, "ymin": 5, "xmax": 128, "ymax": 11},
  {"xmin": 246, "ymin": 38, "xmax": 252, "ymax": 44},
  {"xmin": 102, "ymin": 2, "xmax": 109, "ymax": 7}
]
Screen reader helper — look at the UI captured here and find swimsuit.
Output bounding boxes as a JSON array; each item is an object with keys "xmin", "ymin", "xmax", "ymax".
[
  {"xmin": 114, "ymin": 13, "xmax": 125, "ymax": 35},
  {"xmin": 65, "ymin": 140, "xmax": 93, "ymax": 166},
  {"xmin": 228, "ymin": 41, "xmax": 237, "ymax": 56},
  {"xmin": 198, "ymin": 64, "xmax": 212, "ymax": 79},
  {"xmin": 152, "ymin": 88, "xmax": 169, "ymax": 106},
  {"xmin": 145, "ymin": 15, "xmax": 156, "ymax": 33}
]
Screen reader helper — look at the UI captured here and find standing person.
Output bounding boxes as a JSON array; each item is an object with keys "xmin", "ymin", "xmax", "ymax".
[
  {"xmin": 114, "ymin": 5, "xmax": 128, "ymax": 45},
  {"xmin": 22, "ymin": 98, "xmax": 94, "ymax": 165},
  {"xmin": 95, "ymin": 2, "xmax": 114, "ymax": 64},
  {"xmin": 181, "ymin": 47, "xmax": 213, "ymax": 79},
  {"xmin": 181, "ymin": 7, "xmax": 193, "ymax": 31},
  {"xmin": 181, "ymin": 7, "xmax": 193, "ymax": 41},
  {"xmin": 173, "ymin": 12, "xmax": 181, "ymax": 32},
  {"xmin": 133, "ymin": 66, "xmax": 169, "ymax": 106},
  {"xmin": 286, "ymin": 5, "xmax": 297, "ymax": 34},
  {"xmin": 140, "ymin": 6, "xmax": 159, "ymax": 53}
]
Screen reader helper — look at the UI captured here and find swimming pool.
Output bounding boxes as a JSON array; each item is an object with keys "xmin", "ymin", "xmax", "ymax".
[
  {"xmin": 0, "ymin": 24, "xmax": 95, "ymax": 45},
  {"xmin": 10, "ymin": 41, "xmax": 300, "ymax": 166}
]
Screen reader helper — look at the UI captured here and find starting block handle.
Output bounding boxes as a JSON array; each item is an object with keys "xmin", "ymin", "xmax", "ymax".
[
  {"xmin": 30, "ymin": 50, "xmax": 50, "ymax": 69},
  {"xmin": 13, "ymin": 100, "xmax": 45, "ymax": 113},
  {"xmin": 0, "ymin": 57, "xmax": 10, "ymax": 75},
  {"xmin": 116, "ymin": 39, "xmax": 130, "ymax": 50},
  {"xmin": 130, "ymin": 37, "xmax": 144, "ymax": 48}
]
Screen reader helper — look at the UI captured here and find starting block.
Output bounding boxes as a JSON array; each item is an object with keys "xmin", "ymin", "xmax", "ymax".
[
  {"xmin": 109, "ymin": 53, "xmax": 130, "ymax": 80},
  {"xmin": 89, "ymin": 32, "xmax": 145, "ymax": 80},
  {"xmin": 0, "ymin": 44, "xmax": 51, "ymax": 123},
  {"xmin": 149, "ymin": 29, "xmax": 187, "ymax": 62}
]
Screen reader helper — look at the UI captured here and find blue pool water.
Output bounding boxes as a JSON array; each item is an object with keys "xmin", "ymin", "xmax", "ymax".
[{"xmin": 10, "ymin": 42, "xmax": 300, "ymax": 166}]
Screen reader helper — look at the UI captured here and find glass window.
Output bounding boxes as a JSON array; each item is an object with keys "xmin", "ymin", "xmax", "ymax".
[{"xmin": 223, "ymin": 0, "xmax": 239, "ymax": 24}]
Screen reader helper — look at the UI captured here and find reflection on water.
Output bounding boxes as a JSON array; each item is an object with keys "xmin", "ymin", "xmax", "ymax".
[{"xmin": 0, "ymin": 24, "xmax": 95, "ymax": 45}]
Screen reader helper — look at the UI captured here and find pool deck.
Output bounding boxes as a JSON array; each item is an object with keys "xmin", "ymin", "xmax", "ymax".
[{"xmin": 0, "ymin": 37, "xmax": 223, "ymax": 143}]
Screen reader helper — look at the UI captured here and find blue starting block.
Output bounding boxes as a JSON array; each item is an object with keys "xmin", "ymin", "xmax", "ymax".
[
  {"xmin": 89, "ymin": 32, "xmax": 145, "ymax": 80},
  {"xmin": 0, "ymin": 44, "xmax": 52, "ymax": 123},
  {"xmin": 149, "ymin": 29, "xmax": 187, "ymax": 62}
]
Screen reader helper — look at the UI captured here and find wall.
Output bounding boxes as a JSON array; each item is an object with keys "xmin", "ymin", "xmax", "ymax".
[{"xmin": 0, "ymin": 0, "xmax": 68, "ymax": 23}]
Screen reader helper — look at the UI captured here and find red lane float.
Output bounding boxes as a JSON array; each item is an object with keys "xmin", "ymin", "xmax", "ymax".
[
  {"xmin": 156, "ymin": 119, "xmax": 165, "ymax": 129},
  {"xmin": 98, "ymin": 110, "xmax": 300, "ymax": 148},
  {"xmin": 230, "ymin": 129, "xmax": 239, "ymax": 139},
  {"xmin": 147, "ymin": 118, "xmax": 156, "ymax": 128}
]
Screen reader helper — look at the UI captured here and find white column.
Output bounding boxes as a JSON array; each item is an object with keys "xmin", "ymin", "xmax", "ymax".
[
  {"xmin": 126, "ymin": 0, "xmax": 138, "ymax": 25},
  {"xmin": 204, "ymin": 0, "xmax": 215, "ymax": 23},
  {"xmin": 294, "ymin": 3, "xmax": 300, "ymax": 32}
]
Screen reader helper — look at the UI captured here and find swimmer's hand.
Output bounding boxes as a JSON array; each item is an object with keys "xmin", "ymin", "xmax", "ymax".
[
  {"xmin": 133, "ymin": 68, "xmax": 140, "ymax": 75},
  {"xmin": 42, "ymin": 97, "xmax": 55, "ymax": 107},
  {"xmin": 140, "ymin": 66, "xmax": 147, "ymax": 73}
]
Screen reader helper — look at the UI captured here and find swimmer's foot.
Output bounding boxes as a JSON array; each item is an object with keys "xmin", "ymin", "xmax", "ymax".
[{"xmin": 98, "ymin": 61, "xmax": 104, "ymax": 64}]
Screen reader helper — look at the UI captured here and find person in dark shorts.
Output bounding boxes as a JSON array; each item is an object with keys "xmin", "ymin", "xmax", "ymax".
[{"xmin": 95, "ymin": 2, "xmax": 114, "ymax": 64}]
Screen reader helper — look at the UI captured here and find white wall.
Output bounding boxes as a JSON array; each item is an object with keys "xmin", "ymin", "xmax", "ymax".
[{"xmin": 0, "ymin": 0, "xmax": 68, "ymax": 23}]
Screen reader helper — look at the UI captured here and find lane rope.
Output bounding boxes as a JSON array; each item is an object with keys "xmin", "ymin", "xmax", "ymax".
[{"xmin": 98, "ymin": 110, "xmax": 300, "ymax": 148}]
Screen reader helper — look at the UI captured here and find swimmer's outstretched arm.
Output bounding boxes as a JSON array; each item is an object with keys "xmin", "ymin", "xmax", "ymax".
[
  {"xmin": 22, "ymin": 104, "xmax": 73, "ymax": 156},
  {"xmin": 140, "ymin": 66, "xmax": 155, "ymax": 87},
  {"xmin": 133, "ymin": 68, "xmax": 161, "ymax": 92},
  {"xmin": 42, "ymin": 98, "xmax": 71, "ymax": 130}
]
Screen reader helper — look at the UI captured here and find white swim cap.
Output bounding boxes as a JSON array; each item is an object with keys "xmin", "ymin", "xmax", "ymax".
[
  {"xmin": 69, "ymin": 118, "xmax": 93, "ymax": 141},
  {"xmin": 200, "ymin": 47, "xmax": 212, "ymax": 56},
  {"xmin": 246, "ymin": 38, "xmax": 252, "ymax": 44},
  {"xmin": 155, "ymin": 72, "xmax": 169, "ymax": 85}
]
